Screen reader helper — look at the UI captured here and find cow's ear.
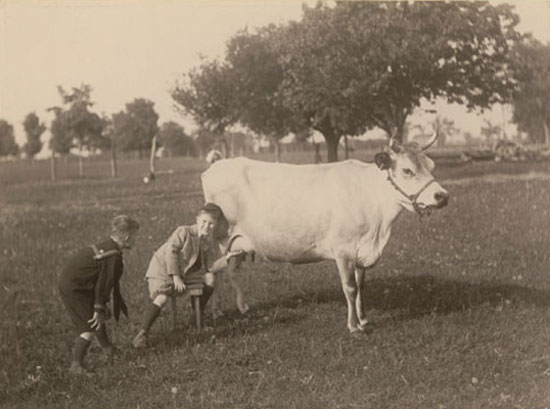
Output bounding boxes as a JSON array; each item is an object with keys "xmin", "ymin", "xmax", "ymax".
[{"xmin": 374, "ymin": 152, "xmax": 392, "ymax": 170}]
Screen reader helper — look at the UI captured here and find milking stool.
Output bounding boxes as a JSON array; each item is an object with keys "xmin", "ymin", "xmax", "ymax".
[{"xmin": 171, "ymin": 270, "xmax": 205, "ymax": 332}]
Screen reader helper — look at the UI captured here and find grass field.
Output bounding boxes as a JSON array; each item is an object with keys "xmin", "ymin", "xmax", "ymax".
[{"xmin": 1, "ymin": 153, "xmax": 550, "ymax": 409}]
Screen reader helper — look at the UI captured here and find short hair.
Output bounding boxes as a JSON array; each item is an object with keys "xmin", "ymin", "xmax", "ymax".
[
  {"xmin": 111, "ymin": 215, "xmax": 140, "ymax": 236},
  {"xmin": 197, "ymin": 203, "xmax": 223, "ymax": 220}
]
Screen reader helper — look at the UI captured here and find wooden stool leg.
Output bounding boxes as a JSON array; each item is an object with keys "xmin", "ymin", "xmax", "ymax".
[
  {"xmin": 194, "ymin": 296, "xmax": 201, "ymax": 331},
  {"xmin": 172, "ymin": 296, "xmax": 177, "ymax": 331}
]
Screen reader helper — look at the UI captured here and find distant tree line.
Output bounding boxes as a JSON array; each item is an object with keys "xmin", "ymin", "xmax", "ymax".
[{"xmin": 1, "ymin": 2, "xmax": 549, "ymax": 166}]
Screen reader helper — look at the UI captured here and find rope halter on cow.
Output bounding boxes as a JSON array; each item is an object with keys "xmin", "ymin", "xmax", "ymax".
[
  {"xmin": 385, "ymin": 131, "xmax": 439, "ymax": 217},
  {"xmin": 386, "ymin": 170, "xmax": 436, "ymax": 216}
]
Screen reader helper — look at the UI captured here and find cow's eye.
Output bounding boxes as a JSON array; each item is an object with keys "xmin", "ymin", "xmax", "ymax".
[{"xmin": 403, "ymin": 168, "xmax": 415, "ymax": 176}]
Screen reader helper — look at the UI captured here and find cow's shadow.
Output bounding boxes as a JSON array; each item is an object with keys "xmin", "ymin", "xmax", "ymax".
[
  {"xmin": 202, "ymin": 275, "xmax": 550, "ymax": 341},
  {"xmin": 238, "ymin": 274, "xmax": 549, "ymax": 321}
]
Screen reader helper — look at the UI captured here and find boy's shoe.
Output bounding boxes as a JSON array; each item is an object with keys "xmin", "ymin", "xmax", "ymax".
[
  {"xmin": 69, "ymin": 362, "xmax": 93, "ymax": 377},
  {"xmin": 132, "ymin": 330, "xmax": 148, "ymax": 349}
]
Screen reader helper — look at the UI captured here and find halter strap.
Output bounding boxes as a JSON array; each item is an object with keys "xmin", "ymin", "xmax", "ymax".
[{"xmin": 386, "ymin": 170, "xmax": 436, "ymax": 215}]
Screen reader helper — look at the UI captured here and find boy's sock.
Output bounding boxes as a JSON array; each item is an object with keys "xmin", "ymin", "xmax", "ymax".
[
  {"xmin": 96, "ymin": 325, "xmax": 111, "ymax": 348},
  {"xmin": 142, "ymin": 303, "xmax": 162, "ymax": 333},
  {"xmin": 199, "ymin": 285, "xmax": 215, "ymax": 313},
  {"xmin": 72, "ymin": 335, "xmax": 91, "ymax": 366}
]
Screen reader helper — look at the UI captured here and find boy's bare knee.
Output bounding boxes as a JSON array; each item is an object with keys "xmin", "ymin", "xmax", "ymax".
[
  {"xmin": 153, "ymin": 294, "xmax": 168, "ymax": 307},
  {"xmin": 79, "ymin": 332, "xmax": 94, "ymax": 341},
  {"xmin": 204, "ymin": 272, "xmax": 216, "ymax": 287}
]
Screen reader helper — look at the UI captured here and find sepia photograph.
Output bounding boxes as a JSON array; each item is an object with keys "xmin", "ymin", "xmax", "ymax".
[{"xmin": 1, "ymin": 1, "xmax": 549, "ymax": 408}]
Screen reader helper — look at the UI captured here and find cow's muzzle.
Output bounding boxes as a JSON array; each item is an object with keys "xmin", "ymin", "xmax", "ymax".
[
  {"xmin": 387, "ymin": 171, "xmax": 449, "ymax": 216},
  {"xmin": 434, "ymin": 191, "xmax": 449, "ymax": 208}
]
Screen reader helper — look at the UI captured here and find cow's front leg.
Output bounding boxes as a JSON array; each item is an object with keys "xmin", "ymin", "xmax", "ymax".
[
  {"xmin": 227, "ymin": 255, "xmax": 249, "ymax": 314},
  {"xmin": 335, "ymin": 257, "xmax": 360, "ymax": 333},
  {"xmin": 354, "ymin": 267, "xmax": 369, "ymax": 330}
]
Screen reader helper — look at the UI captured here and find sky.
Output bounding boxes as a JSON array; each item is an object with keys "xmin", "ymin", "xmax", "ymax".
[{"xmin": 1, "ymin": 0, "xmax": 549, "ymax": 150}]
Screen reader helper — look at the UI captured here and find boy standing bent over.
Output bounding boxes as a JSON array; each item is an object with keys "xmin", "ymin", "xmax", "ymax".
[
  {"xmin": 132, "ymin": 203, "xmax": 240, "ymax": 348},
  {"xmin": 58, "ymin": 215, "xmax": 140, "ymax": 375}
]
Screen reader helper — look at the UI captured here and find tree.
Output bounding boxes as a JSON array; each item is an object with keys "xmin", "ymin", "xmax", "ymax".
[
  {"xmin": 481, "ymin": 119, "xmax": 502, "ymax": 142},
  {"xmin": 193, "ymin": 127, "xmax": 217, "ymax": 159},
  {"xmin": 226, "ymin": 27, "xmax": 307, "ymax": 162},
  {"xmin": 0, "ymin": 119, "xmax": 19, "ymax": 158},
  {"xmin": 432, "ymin": 116, "xmax": 458, "ymax": 147},
  {"xmin": 171, "ymin": 61, "xmax": 237, "ymax": 157},
  {"xmin": 158, "ymin": 121, "xmax": 195, "ymax": 157},
  {"xmin": 99, "ymin": 115, "xmax": 119, "ymax": 178},
  {"xmin": 22, "ymin": 113, "xmax": 45, "ymax": 159},
  {"xmin": 272, "ymin": 2, "xmax": 520, "ymax": 161},
  {"xmin": 510, "ymin": 38, "xmax": 550, "ymax": 145},
  {"xmin": 113, "ymin": 98, "xmax": 159, "ymax": 158},
  {"xmin": 48, "ymin": 85, "xmax": 104, "ymax": 177},
  {"xmin": 48, "ymin": 107, "xmax": 73, "ymax": 155}
]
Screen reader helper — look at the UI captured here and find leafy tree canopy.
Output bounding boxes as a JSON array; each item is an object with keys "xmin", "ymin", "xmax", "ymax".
[
  {"xmin": 226, "ymin": 26, "xmax": 308, "ymax": 142},
  {"xmin": 113, "ymin": 98, "xmax": 159, "ymax": 154},
  {"xmin": 22, "ymin": 112, "xmax": 45, "ymax": 158},
  {"xmin": 272, "ymin": 1, "xmax": 520, "ymax": 160},
  {"xmin": 48, "ymin": 84, "xmax": 103, "ymax": 154},
  {"xmin": 0, "ymin": 119, "xmax": 19, "ymax": 157},
  {"xmin": 171, "ymin": 60, "xmax": 237, "ymax": 156},
  {"xmin": 158, "ymin": 121, "xmax": 195, "ymax": 157},
  {"xmin": 510, "ymin": 37, "xmax": 550, "ymax": 145}
]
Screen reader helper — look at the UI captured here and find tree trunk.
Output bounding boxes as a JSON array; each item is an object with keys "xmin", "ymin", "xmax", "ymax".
[
  {"xmin": 221, "ymin": 137, "xmax": 229, "ymax": 159},
  {"xmin": 393, "ymin": 126, "xmax": 405, "ymax": 145},
  {"xmin": 78, "ymin": 145, "xmax": 84, "ymax": 178},
  {"xmin": 544, "ymin": 121, "xmax": 550, "ymax": 147},
  {"xmin": 324, "ymin": 131, "xmax": 340, "ymax": 162},
  {"xmin": 314, "ymin": 143, "xmax": 322, "ymax": 164},
  {"xmin": 110, "ymin": 138, "xmax": 117, "ymax": 178},
  {"xmin": 344, "ymin": 135, "xmax": 349, "ymax": 159},
  {"xmin": 274, "ymin": 139, "xmax": 281, "ymax": 163},
  {"xmin": 50, "ymin": 152, "xmax": 56, "ymax": 181},
  {"xmin": 149, "ymin": 135, "xmax": 158, "ymax": 176}
]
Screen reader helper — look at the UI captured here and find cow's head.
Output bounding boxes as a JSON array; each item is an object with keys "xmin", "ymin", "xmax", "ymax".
[{"xmin": 374, "ymin": 133, "xmax": 449, "ymax": 215}]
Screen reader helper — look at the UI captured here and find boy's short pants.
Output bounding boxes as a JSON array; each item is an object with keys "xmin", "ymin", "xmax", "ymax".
[
  {"xmin": 59, "ymin": 290, "xmax": 94, "ymax": 334},
  {"xmin": 147, "ymin": 272, "xmax": 215, "ymax": 300}
]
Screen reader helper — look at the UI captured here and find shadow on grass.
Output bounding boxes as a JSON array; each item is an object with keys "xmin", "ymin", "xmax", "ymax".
[
  {"xmin": 231, "ymin": 275, "xmax": 550, "ymax": 324},
  {"xmin": 145, "ymin": 275, "xmax": 550, "ymax": 345}
]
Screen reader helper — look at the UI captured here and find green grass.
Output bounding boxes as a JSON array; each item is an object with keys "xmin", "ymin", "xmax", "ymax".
[{"xmin": 1, "ymin": 155, "xmax": 550, "ymax": 409}]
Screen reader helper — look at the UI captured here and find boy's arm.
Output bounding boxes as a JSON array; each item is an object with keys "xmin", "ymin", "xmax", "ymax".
[
  {"xmin": 166, "ymin": 227, "xmax": 187, "ymax": 277},
  {"xmin": 94, "ymin": 255, "xmax": 123, "ymax": 311}
]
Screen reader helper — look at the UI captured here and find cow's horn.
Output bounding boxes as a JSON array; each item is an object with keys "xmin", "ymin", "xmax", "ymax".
[
  {"xmin": 388, "ymin": 136, "xmax": 401, "ymax": 153},
  {"xmin": 422, "ymin": 132, "xmax": 438, "ymax": 151}
]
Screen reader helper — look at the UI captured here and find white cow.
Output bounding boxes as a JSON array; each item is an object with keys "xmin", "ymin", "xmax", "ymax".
[{"xmin": 201, "ymin": 136, "xmax": 449, "ymax": 333}]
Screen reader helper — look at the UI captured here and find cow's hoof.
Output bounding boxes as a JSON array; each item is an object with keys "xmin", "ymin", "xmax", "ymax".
[
  {"xmin": 359, "ymin": 322, "xmax": 374, "ymax": 334},
  {"xmin": 349, "ymin": 328, "xmax": 367, "ymax": 339}
]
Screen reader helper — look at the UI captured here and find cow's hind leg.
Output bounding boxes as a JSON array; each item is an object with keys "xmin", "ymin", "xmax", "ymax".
[
  {"xmin": 336, "ymin": 257, "xmax": 361, "ymax": 333},
  {"xmin": 355, "ymin": 267, "xmax": 369, "ymax": 330}
]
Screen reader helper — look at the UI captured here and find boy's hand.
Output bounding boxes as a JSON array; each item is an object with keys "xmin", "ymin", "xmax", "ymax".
[
  {"xmin": 173, "ymin": 275, "xmax": 186, "ymax": 293},
  {"xmin": 226, "ymin": 250, "xmax": 244, "ymax": 261},
  {"xmin": 88, "ymin": 311, "xmax": 106, "ymax": 331}
]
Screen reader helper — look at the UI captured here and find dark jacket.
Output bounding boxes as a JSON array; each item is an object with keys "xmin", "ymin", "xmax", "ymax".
[{"xmin": 58, "ymin": 238, "xmax": 127, "ymax": 319}]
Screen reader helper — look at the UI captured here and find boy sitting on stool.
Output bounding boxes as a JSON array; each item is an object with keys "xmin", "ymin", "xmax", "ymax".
[
  {"xmin": 58, "ymin": 215, "xmax": 140, "ymax": 375},
  {"xmin": 132, "ymin": 203, "xmax": 240, "ymax": 348}
]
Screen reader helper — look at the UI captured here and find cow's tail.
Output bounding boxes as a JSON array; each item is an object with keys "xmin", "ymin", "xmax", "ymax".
[{"xmin": 205, "ymin": 149, "xmax": 223, "ymax": 165}]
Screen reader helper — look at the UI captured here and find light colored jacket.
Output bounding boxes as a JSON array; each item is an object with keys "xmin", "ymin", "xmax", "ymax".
[{"xmin": 145, "ymin": 225, "xmax": 227, "ymax": 281}]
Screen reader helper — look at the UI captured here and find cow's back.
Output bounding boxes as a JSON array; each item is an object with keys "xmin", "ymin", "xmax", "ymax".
[{"xmin": 201, "ymin": 158, "xmax": 381, "ymax": 262}]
